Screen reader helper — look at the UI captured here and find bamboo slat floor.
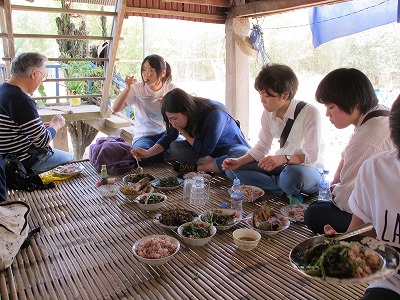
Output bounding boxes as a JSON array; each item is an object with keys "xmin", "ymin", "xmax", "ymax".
[{"xmin": 2, "ymin": 160, "xmax": 367, "ymax": 300}]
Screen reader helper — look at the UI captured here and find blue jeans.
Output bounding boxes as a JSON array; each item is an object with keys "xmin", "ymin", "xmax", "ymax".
[
  {"xmin": 133, "ymin": 133, "xmax": 166, "ymax": 164},
  {"xmin": 31, "ymin": 149, "xmax": 74, "ymax": 174},
  {"xmin": 225, "ymin": 162, "xmax": 320, "ymax": 196},
  {"xmin": 169, "ymin": 140, "xmax": 249, "ymax": 173}
]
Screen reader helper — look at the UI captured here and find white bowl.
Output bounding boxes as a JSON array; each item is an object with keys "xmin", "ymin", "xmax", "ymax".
[
  {"xmin": 233, "ymin": 228, "xmax": 261, "ymax": 251},
  {"xmin": 134, "ymin": 193, "xmax": 167, "ymax": 211},
  {"xmin": 98, "ymin": 184, "xmax": 119, "ymax": 197},
  {"xmin": 132, "ymin": 235, "xmax": 180, "ymax": 266},
  {"xmin": 177, "ymin": 221, "xmax": 216, "ymax": 246}
]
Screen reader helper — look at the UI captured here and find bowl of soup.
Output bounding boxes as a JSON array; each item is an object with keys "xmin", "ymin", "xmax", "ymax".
[{"xmin": 232, "ymin": 228, "xmax": 261, "ymax": 251}]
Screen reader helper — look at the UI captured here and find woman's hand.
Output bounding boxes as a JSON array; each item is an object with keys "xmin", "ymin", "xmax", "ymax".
[
  {"xmin": 124, "ymin": 75, "xmax": 137, "ymax": 86},
  {"xmin": 258, "ymin": 155, "xmax": 285, "ymax": 171},
  {"xmin": 222, "ymin": 158, "xmax": 240, "ymax": 171},
  {"xmin": 131, "ymin": 148, "xmax": 150, "ymax": 159}
]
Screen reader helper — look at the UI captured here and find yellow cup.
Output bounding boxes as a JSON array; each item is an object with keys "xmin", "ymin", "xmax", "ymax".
[{"xmin": 70, "ymin": 97, "xmax": 81, "ymax": 106}]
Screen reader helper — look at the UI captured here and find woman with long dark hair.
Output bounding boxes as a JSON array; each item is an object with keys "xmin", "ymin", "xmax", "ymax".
[{"xmin": 132, "ymin": 88, "xmax": 250, "ymax": 172}]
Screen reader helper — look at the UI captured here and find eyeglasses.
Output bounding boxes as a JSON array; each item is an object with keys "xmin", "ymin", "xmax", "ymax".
[{"xmin": 36, "ymin": 70, "xmax": 48, "ymax": 81}]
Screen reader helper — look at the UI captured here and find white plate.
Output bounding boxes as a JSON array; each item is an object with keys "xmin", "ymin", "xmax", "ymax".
[
  {"xmin": 245, "ymin": 213, "xmax": 290, "ymax": 235},
  {"xmin": 54, "ymin": 165, "xmax": 84, "ymax": 176},
  {"xmin": 151, "ymin": 177, "xmax": 184, "ymax": 191},
  {"xmin": 290, "ymin": 235, "xmax": 400, "ymax": 285},
  {"xmin": 228, "ymin": 185, "xmax": 265, "ymax": 202},
  {"xmin": 280, "ymin": 204, "xmax": 309, "ymax": 222},
  {"xmin": 154, "ymin": 209, "xmax": 198, "ymax": 230},
  {"xmin": 200, "ymin": 208, "xmax": 242, "ymax": 230}
]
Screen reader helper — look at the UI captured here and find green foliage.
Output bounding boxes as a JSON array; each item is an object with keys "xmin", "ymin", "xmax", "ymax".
[{"xmin": 61, "ymin": 58, "xmax": 104, "ymax": 95}]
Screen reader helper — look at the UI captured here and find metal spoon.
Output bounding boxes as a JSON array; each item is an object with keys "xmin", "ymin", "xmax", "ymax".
[
  {"xmin": 133, "ymin": 155, "xmax": 144, "ymax": 174},
  {"xmin": 306, "ymin": 223, "xmax": 374, "ymax": 251}
]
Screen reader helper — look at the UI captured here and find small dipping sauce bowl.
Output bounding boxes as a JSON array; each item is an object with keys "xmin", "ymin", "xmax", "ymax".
[{"xmin": 232, "ymin": 228, "xmax": 261, "ymax": 251}]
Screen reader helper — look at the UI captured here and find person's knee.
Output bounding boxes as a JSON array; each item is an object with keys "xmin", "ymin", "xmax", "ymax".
[{"xmin": 304, "ymin": 203, "xmax": 325, "ymax": 234}]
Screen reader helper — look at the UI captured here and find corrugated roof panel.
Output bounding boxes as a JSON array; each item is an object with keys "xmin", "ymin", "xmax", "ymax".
[{"xmin": 69, "ymin": 0, "xmax": 117, "ymax": 7}]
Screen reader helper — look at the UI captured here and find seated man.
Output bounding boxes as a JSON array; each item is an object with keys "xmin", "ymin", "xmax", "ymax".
[{"xmin": 0, "ymin": 52, "xmax": 73, "ymax": 174}]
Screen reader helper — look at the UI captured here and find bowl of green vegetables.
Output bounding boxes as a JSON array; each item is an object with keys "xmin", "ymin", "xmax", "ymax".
[
  {"xmin": 177, "ymin": 220, "xmax": 216, "ymax": 246},
  {"xmin": 134, "ymin": 193, "xmax": 167, "ymax": 211}
]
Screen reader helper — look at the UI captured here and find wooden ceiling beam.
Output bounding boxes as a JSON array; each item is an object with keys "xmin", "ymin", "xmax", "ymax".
[
  {"xmin": 125, "ymin": 7, "xmax": 226, "ymax": 22},
  {"xmin": 11, "ymin": 4, "xmax": 117, "ymax": 17},
  {"xmin": 160, "ymin": 0, "xmax": 231, "ymax": 8},
  {"xmin": 228, "ymin": 0, "xmax": 349, "ymax": 18}
]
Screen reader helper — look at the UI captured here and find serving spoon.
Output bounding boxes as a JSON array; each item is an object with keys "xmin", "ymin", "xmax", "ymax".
[{"xmin": 133, "ymin": 155, "xmax": 144, "ymax": 174}]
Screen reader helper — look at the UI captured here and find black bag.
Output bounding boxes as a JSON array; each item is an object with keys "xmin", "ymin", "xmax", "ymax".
[{"xmin": 3, "ymin": 154, "xmax": 51, "ymax": 191}]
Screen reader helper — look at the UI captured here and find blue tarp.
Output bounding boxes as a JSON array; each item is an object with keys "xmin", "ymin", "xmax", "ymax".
[{"xmin": 309, "ymin": 0, "xmax": 399, "ymax": 48}]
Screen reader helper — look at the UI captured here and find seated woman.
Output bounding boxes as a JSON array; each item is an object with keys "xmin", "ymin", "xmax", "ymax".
[
  {"xmin": 304, "ymin": 68, "xmax": 394, "ymax": 234},
  {"xmin": 131, "ymin": 88, "xmax": 250, "ymax": 173},
  {"xmin": 324, "ymin": 94, "xmax": 400, "ymax": 300},
  {"xmin": 222, "ymin": 64, "xmax": 323, "ymax": 204}
]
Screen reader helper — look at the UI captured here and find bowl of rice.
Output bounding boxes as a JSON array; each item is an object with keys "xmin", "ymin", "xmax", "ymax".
[{"xmin": 132, "ymin": 235, "xmax": 180, "ymax": 266}]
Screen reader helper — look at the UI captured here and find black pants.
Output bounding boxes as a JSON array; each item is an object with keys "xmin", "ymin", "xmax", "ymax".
[
  {"xmin": 361, "ymin": 288, "xmax": 400, "ymax": 300},
  {"xmin": 304, "ymin": 200, "xmax": 352, "ymax": 234}
]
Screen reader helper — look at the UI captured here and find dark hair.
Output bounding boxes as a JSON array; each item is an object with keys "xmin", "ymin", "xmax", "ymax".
[
  {"xmin": 141, "ymin": 54, "xmax": 172, "ymax": 86},
  {"xmin": 315, "ymin": 68, "xmax": 378, "ymax": 115},
  {"xmin": 161, "ymin": 88, "xmax": 211, "ymax": 137},
  {"xmin": 11, "ymin": 52, "xmax": 47, "ymax": 77},
  {"xmin": 390, "ymin": 94, "xmax": 400, "ymax": 153},
  {"xmin": 254, "ymin": 64, "xmax": 298, "ymax": 100}
]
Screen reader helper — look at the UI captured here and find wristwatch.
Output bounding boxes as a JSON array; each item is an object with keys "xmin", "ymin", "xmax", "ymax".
[{"xmin": 285, "ymin": 155, "xmax": 291, "ymax": 165}]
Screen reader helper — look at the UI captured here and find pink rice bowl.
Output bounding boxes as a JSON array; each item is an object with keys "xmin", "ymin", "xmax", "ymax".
[{"xmin": 132, "ymin": 235, "xmax": 180, "ymax": 266}]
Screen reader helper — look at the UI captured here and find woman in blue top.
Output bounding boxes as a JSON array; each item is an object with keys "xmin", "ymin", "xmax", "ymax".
[{"xmin": 131, "ymin": 88, "xmax": 250, "ymax": 172}]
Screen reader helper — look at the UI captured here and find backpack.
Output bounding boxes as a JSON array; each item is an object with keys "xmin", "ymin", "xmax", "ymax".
[
  {"xmin": 89, "ymin": 136, "xmax": 136, "ymax": 176},
  {"xmin": 0, "ymin": 201, "xmax": 36, "ymax": 270},
  {"xmin": 2, "ymin": 154, "xmax": 50, "ymax": 191}
]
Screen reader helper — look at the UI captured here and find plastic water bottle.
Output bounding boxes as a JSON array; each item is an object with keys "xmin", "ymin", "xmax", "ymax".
[
  {"xmin": 318, "ymin": 170, "xmax": 332, "ymax": 202},
  {"xmin": 230, "ymin": 178, "xmax": 243, "ymax": 217}
]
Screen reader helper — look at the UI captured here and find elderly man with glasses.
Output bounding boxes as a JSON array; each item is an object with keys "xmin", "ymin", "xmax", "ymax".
[{"xmin": 0, "ymin": 52, "xmax": 73, "ymax": 175}]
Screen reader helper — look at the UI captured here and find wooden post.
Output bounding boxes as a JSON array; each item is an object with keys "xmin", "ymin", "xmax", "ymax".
[{"xmin": 225, "ymin": 17, "xmax": 250, "ymax": 139}]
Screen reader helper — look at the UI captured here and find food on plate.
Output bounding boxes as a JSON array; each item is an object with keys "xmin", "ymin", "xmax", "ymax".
[
  {"xmin": 123, "ymin": 173, "xmax": 155, "ymax": 184},
  {"xmin": 157, "ymin": 176, "xmax": 180, "ymax": 187},
  {"xmin": 135, "ymin": 236, "xmax": 178, "ymax": 259},
  {"xmin": 181, "ymin": 222, "xmax": 212, "ymax": 239},
  {"xmin": 252, "ymin": 204, "xmax": 283, "ymax": 231},
  {"xmin": 304, "ymin": 240, "xmax": 382, "ymax": 279},
  {"xmin": 241, "ymin": 185, "xmax": 264, "ymax": 200},
  {"xmin": 183, "ymin": 171, "xmax": 212, "ymax": 180},
  {"xmin": 157, "ymin": 209, "xmax": 198, "ymax": 226},
  {"xmin": 136, "ymin": 193, "xmax": 165, "ymax": 205},
  {"xmin": 120, "ymin": 178, "xmax": 153, "ymax": 196},
  {"xmin": 201, "ymin": 209, "xmax": 237, "ymax": 226},
  {"xmin": 57, "ymin": 165, "xmax": 82, "ymax": 174},
  {"xmin": 281, "ymin": 204, "xmax": 308, "ymax": 222}
]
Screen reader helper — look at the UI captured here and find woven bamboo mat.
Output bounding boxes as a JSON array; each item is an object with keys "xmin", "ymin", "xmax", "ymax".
[{"xmin": 1, "ymin": 160, "xmax": 367, "ymax": 300}]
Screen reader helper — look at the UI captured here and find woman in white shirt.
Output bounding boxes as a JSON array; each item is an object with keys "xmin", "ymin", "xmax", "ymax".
[
  {"xmin": 222, "ymin": 64, "xmax": 323, "ymax": 204},
  {"xmin": 112, "ymin": 54, "xmax": 177, "ymax": 163},
  {"xmin": 325, "ymin": 94, "xmax": 400, "ymax": 300},
  {"xmin": 304, "ymin": 68, "xmax": 394, "ymax": 234}
]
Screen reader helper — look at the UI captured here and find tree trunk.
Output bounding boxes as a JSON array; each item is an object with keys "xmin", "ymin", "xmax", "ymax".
[{"xmin": 68, "ymin": 121, "xmax": 98, "ymax": 159}]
